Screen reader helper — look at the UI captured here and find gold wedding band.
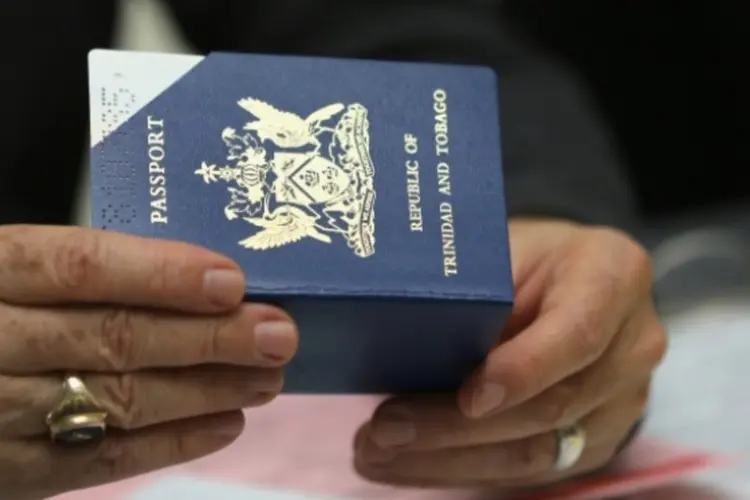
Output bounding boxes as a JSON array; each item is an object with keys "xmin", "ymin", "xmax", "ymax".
[{"xmin": 45, "ymin": 375, "xmax": 108, "ymax": 445}]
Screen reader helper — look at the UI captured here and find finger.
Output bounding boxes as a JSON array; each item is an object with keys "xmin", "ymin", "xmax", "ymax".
[
  {"xmin": 0, "ymin": 302, "xmax": 298, "ymax": 373},
  {"xmin": 0, "ymin": 411, "xmax": 244, "ymax": 499},
  {"xmin": 357, "ymin": 385, "xmax": 648, "ymax": 485},
  {"xmin": 0, "ymin": 225, "xmax": 245, "ymax": 312},
  {"xmin": 369, "ymin": 362, "xmax": 650, "ymax": 453},
  {"xmin": 369, "ymin": 303, "xmax": 662, "ymax": 451},
  {"xmin": 356, "ymin": 429, "xmax": 617, "ymax": 490},
  {"xmin": 459, "ymin": 238, "xmax": 651, "ymax": 418},
  {"xmin": 494, "ymin": 299, "xmax": 663, "ymax": 438},
  {"xmin": 356, "ymin": 422, "xmax": 558, "ymax": 487},
  {"xmin": 0, "ymin": 366, "xmax": 281, "ymax": 437}
]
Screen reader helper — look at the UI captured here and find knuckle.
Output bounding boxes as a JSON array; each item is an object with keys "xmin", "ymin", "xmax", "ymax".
[
  {"xmin": 508, "ymin": 435, "xmax": 553, "ymax": 475},
  {"xmin": 570, "ymin": 312, "xmax": 607, "ymax": 363},
  {"xmin": 0, "ymin": 225, "xmax": 42, "ymax": 278},
  {"xmin": 535, "ymin": 384, "xmax": 579, "ymax": 428},
  {"xmin": 99, "ymin": 374, "xmax": 142, "ymax": 430},
  {"xmin": 206, "ymin": 317, "xmax": 229, "ymax": 361},
  {"xmin": 51, "ymin": 230, "xmax": 105, "ymax": 291},
  {"xmin": 204, "ymin": 314, "xmax": 242, "ymax": 362},
  {"xmin": 623, "ymin": 240, "xmax": 653, "ymax": 292},
  {"xmin": 632, "ymin": 322, "xmax": 669, "ymax": 369},
  {"xmin": 593, "ymin": 227, "xmax": 653, "ymax": 291},
  {"xmin": 144, "ymin": 253, "xmax": 175, "ymax": 295},
  {"xmin": 209, "ymin": 317, "xmax": 226, "ymax": 359},
  {"xmin": 97, "ymin": 309, "xmax": 140, "ymax": 371},
  {"xmin": 645, "ymin": 326, "xmax": 669, "ymax": 367},
  {"xmin": 629, "ymin": 240, "xmax": 652, "ymax": 276}
]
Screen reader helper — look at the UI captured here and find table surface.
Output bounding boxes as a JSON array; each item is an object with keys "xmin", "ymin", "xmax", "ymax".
[{"xmin": 632, "ymin": 297, "xmax": 750, "ymax": 499}]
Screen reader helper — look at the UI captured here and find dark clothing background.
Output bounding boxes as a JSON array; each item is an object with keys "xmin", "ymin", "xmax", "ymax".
[
  {"xmin": 503, "ymin": 1, "xmax": 748, "ymax": 217},
  {"xmin": 0, "ymin": 1, "xmax": 745, "ymax": 232}
]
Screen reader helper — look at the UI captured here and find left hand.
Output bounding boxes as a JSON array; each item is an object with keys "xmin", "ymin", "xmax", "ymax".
[{"xmin": 354, "ymin": 219, "xmax": 668, "ymax": 489}]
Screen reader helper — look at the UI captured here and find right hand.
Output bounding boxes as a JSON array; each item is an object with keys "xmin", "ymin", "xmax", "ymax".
[{"xmin": 0, "ymin": 225, "xmax": 299, "ymax": 499}]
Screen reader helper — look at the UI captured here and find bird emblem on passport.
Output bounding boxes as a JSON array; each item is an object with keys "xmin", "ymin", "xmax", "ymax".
[{"xmin": 195, "ymin": 97, "xmax": 377, "ymax": 257}]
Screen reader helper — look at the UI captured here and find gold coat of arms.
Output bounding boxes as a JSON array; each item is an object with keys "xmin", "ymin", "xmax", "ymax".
[{"xmin": 195, "ymin": 97, "xmax": 377, "ymax": 258}]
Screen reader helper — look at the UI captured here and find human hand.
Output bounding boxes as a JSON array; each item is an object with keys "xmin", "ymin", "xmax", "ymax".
[
  {"xmin": 0, "ymin": 225, "xmax": 298, "ymax": 499},
  {"xmin": 355, "ymin": 218, "xmax": 667, "ymax": 489}
]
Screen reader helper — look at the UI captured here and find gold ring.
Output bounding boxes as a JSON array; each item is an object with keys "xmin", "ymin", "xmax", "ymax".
[{"xmin": 45, "ymin": 375, "xmax": 108, "ymax": 445}]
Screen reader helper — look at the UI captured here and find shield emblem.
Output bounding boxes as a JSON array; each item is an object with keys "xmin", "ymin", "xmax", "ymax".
[{"xmin": 273, "ymin": 152, "xmax": 352, "ymax": 206}]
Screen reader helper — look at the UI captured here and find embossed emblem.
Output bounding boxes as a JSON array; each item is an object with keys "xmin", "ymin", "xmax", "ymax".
[{"xmin": 196, "ymin": 97, "xmax": 376, "ymax": 257}]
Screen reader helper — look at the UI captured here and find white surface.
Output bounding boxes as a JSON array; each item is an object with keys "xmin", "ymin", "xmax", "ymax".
[
  {"xmin": 129, "ymin": 476, "xmax": 343, "ymax": 500},
  {"xmin": 88, "ymin": 50, "xmax": 203, "ymax": 147},
  {"xmin": 645, "ymin": 298, "xmax": 750, "ymax": 497}
]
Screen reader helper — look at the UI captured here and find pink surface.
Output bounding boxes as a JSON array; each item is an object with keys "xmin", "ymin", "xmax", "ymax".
[{"xmin": 53, "ymin": 396, "xmax": 729, "ymax": 500}]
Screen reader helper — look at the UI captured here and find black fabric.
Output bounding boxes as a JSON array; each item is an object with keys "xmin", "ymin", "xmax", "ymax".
[
  {"xmin": 0, "ymin": 1, "xmax": 743, "ymax": 231},
  {"xmin": 503, "ymin": 1, "xmax": 749, "ymax": 217},
  {"xmin": 0, "ymin": 0, "xmax": 118, "ymax": 224}
]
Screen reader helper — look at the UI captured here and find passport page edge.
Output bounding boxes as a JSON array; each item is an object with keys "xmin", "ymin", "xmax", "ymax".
[{"xmin": 88, "ymin": 48, "xmax": 204, "ymax": 148}]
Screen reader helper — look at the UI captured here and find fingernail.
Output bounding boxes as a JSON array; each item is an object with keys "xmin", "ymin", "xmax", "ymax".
[
  {"xmin": 366, "ymin": 447, "xmax": 398, "ymax": 465},
  {"xmin": 371, "ymin": 408, "xmax": 416, "ymax": 447},
  {"xmin": 213, "ymin": 421, "xmax": 242, "ymax": 439},
  {"xmin": 208, "ymin": 414, "xmax": 244, "ymax": 439},
  {"xmin": 203, "ymin": 269, "xmax": 245, "ymax": 307},
  {"xmin": 355, "ymin": 426, "xmax": 397, "ymax": 466},
  {"xmin": 254, "ymin": 321, "xmax": 297, "ymax": 361},
  {"xmin": 470, "ymin": 382, "xmax": 506, "ymax": 418}
]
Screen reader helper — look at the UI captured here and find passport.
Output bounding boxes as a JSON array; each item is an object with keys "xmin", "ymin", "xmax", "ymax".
[{"xmin": 88, "ymin": 49, "xmax": 513, "ymax": 394}]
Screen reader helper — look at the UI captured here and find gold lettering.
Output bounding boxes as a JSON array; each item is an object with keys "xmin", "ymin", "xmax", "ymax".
[
  {"xmin": 405, "ymin": 159, "xmax": 424, "ymax": 232},
  {"xmin": 437, "ymin": 162, "xmax": 452, "ymax": 196},
  {"xmin": 433, "ymin": 89, "xmax": 450, "ymax": 156},
  {"xmin": 439, "ymin": 202, "xmax": 459, "ymax": 277},
  {"xmin": 147, "ymin": 116, "xmax": 168, "ymax": 225},
  {"xmin": 403, "ymin": 91, "xmax": 459, "ymax": 274},
  {"xmin": 404, "ymin": 133, "xmax": 419, "ymax": 155}
]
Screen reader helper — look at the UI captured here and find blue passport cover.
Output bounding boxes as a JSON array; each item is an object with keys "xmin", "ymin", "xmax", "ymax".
[{"xmin": 88, "ymin": 49, "xmax": 513, "ymax": 394}]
